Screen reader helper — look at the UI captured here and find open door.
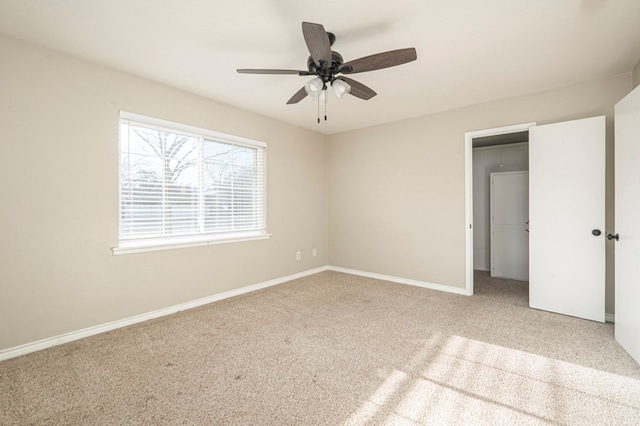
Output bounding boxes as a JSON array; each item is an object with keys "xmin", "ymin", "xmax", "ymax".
[
  {"xmin": 614, "ymin": 85, "xmax": 640, "ymax": 364},
  {"xmin": 529, "ymin": 116, "xmax": 606, "ymax": 322}
]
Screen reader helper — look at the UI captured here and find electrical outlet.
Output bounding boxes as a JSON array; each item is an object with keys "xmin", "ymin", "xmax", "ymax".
[
  {"xmin": 312, "ymin": 248, "xmax": 317, "ymax": 257},
  {"xmin": 296, "ymin": 251, "xmax": 301, "ymax": 260}
]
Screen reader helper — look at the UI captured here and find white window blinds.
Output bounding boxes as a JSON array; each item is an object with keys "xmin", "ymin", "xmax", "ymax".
[{"xmin": 118, "ymin": 113, "xmax": 266, "ymax": 250}]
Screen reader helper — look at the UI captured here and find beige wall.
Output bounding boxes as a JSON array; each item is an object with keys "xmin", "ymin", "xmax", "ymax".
[
  {"xmin": 634, "ymin": 59, "xmax": 640, "ymax": 88},
  {"xmin": 329, "ymin": 73, "xmax": 632, "ymax": 314},
  {"xmin": 1, "ymin": 33, "xmax": 633, "ymax": 353},
  {"xmin": 0, "ymin": 35, "xmax": 328, "ymax": 351}
]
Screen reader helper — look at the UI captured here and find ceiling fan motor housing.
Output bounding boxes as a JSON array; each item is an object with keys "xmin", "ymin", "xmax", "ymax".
[{"xmin": 307, "ymin": 51, "xmax": 344, "ymax": 84}]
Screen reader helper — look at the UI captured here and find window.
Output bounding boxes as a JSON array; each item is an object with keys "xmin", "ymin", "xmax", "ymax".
[{"xmin": 114, "ymin": 112, "xmax": 268, "ymax": 254}]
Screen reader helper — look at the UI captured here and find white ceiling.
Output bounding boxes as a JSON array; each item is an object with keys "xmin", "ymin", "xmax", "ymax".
[{"xmin": 1, "ymin": 0, "xmax": 640, "ymax": 134}]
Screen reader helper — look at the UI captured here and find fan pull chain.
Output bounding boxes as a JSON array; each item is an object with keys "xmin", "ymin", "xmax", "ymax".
[
  {"xmin": 324, "ymin": 89, "xmax": 327, "ymax": 121},
  {"xmin": 315, "ymin": 88, "xmax": 329, "ymax": 124}
]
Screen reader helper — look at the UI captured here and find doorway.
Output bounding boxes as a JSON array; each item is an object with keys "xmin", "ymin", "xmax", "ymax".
[
  {"xmin": 474, "ymin": 142, "xmax": 529, "ymax": 279},
  {"xmin": 464, "ymin": 122, "xmax": 536, "ymax": 295}
]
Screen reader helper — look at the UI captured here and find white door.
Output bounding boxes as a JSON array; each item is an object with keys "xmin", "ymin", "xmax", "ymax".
[
  {"xmin": 614, "ymin": 85, "xmax": 640, "ymax": 364},
  {"xmin": 490, "ymin": 171, "xmax": 529, "ymax": 281},
  {"xmin": 529, "ymin": 116, "xmax": 605, "ymax": 322}
]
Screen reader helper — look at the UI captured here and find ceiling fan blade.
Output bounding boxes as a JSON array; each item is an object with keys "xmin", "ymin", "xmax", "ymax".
[
  {"xmin": 336, "ymin": 76, "xmax": 377, "ymax": 100},
  {"xmin": 287, "ymin": 87, "xmax": 308, "ymax": 104},
  {"xmin": 338, "ymin": 48, "xmax": 417, "ymax": 74},
  {"xmin": 237, "ymin": 69, "xmax": 312, "ymax": 75},
  {"xmin": 302, "ymin": 22, "xmax": 331, "ymax": 66}
]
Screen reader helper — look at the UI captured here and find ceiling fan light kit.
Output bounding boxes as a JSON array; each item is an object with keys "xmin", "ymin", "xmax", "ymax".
[
  {"xmin": 237, "ymin": 21, "xmax": 417, "ymax": 123},
  {"xmin": 331, "ymin": 79, "xmax": 351, "ymax": 98},
  {"xmin": 304, "ymin": 77, "xmax": 324, "ymax": 97}
]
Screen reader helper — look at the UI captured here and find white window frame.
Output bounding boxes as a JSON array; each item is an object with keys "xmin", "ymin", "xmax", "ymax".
[{"xmin": 113, "ymin": 112, "xmax": 269, "ymax": 255}]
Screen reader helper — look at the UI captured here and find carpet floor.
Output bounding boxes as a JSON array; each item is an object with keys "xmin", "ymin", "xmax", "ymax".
[{"xmin": 1, "ymin": 270, "xmax": 640, "ymax": 425}]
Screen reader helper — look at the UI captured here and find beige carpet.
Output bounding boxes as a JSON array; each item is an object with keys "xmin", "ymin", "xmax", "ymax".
[{"xmin": 2, "ymin": 270, "xmax": 640, "ymax": 425}]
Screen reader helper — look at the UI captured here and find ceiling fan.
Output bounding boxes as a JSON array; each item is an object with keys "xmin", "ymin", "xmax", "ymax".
[{"xmin": 237, "ymin": 22, "xmax": 417, "ymax": 120}]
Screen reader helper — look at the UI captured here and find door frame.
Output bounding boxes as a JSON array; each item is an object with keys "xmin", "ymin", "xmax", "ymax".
[{"xmin": 464, "ymin": 122, "xmax": 536, "ymax": 295}]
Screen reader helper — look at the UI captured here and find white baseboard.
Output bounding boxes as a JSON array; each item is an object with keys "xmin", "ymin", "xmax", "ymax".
[
  {"xmin": 4, "ymin": 265, "xmax": 598, "ymax": 361},
  {"xmin": 0, "ymin": 266, "xmax": 329, "ymax": 362},
  {"xmin": 606, "ymin": 313, "xmax": 615, "ymax": 323},
  {"xmin": 328, "ymin": 266, "xmax": 468, "ymax": 296}
]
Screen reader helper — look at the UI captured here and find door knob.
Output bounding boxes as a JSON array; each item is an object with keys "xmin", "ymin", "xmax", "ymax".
[
  {"xmin": 592, "ymin": 229, "xmax": 601, "ymax": 236},
  {"xmin": 607, "ymin": 233, "xmax": 619, "ymax": 241}
]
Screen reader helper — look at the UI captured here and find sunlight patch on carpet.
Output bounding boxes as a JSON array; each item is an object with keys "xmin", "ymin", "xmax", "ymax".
[{"xmin": 347, "ymin": 334, "xmax": 640, "ymax": 425}]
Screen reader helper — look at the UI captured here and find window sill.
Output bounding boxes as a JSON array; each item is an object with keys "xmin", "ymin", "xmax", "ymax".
[{"xmin": 112, "ymin": 232, "xmax": 271, "ymax": 255}]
